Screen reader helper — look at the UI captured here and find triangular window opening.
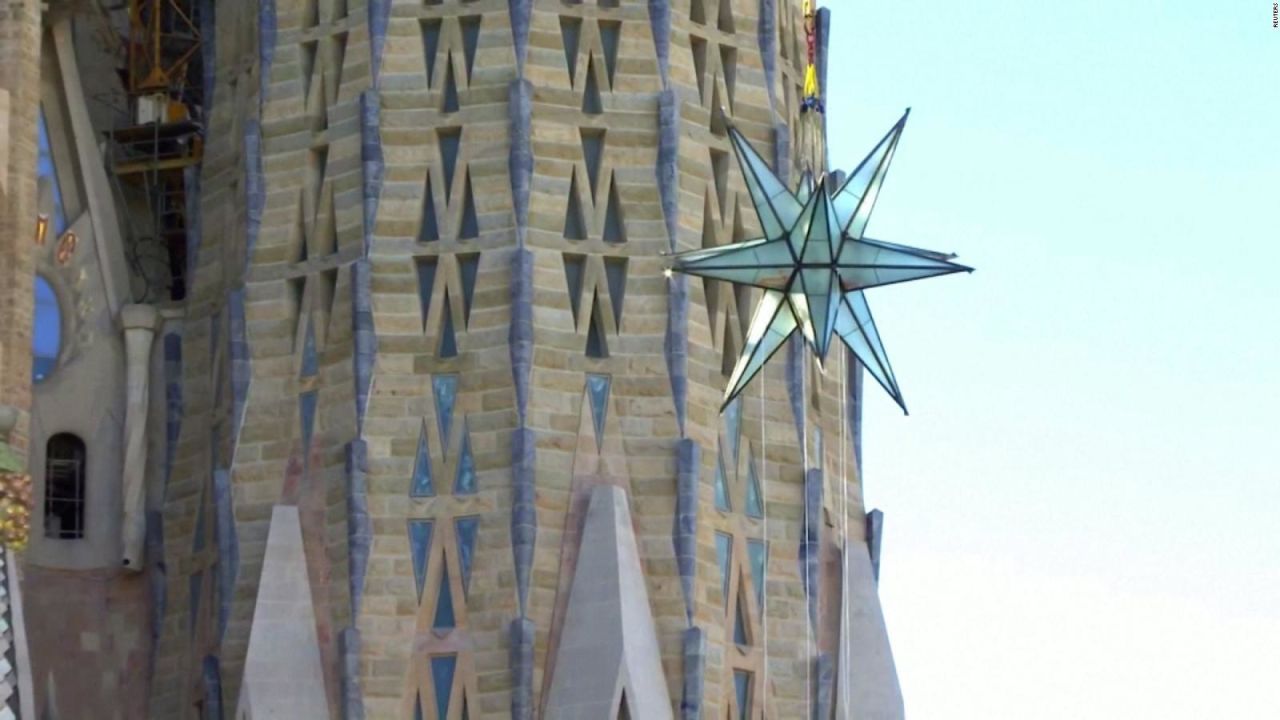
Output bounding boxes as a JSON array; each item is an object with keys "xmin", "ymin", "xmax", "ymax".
[
  {"xmin": 420, "ymin": 176, "xmax": 440, "ymax": 242},
  {"xmin": 459, "ymin": 253, "xmax": 480, "ymax": 327},
  {"xmin": 585, "ymin": 294, "xmax": 609, "ymax": 358},
  {"xmin": 586, "ymin": 373, "xmax": 610, "ymax": 451},
  {"xmin": 733, "ymin": 670, "xmax": 752, "ymax": 720},
  {"xmin": 294, "ymin": 194, "xmax": 310, "ymax": 264},
  {"xmin": 422, "ymin": 19, "xmax": 442, "ymax": 83},
  {"xmin": 603, "ymin": 257, "xmax": 627, "ymax": 326},
  {"xmin": 710, "ymin": 83, "xmax": 729, "ymax": 136},
  {"xmin": 430, "ymin": 655, "xmax": 458, "ymax": 720},
  {"xmin": 301, "ymin": 40, "xmax": 318, "ymax": 101},
  {"xmin": 461, "ymin": 16, "xmax": 482, "ymax": 76},
  {"xmin": 453, "ymin": 428, "xmax": 476, "ymax": 495},
  {"xmin": 459, "ymin": 175, "xmax": 480, "ymax": 239},
  {"xmin": 563, "ymin": 174, "xmax": 588, "ymax": 240},
  {"xmin": 710, "ymin": 148, "xmax": 730, "ymax": 216},
  {"xmin": 690, "ymin": 0, "xmax": 707, "ymax": 26},
  {"xmin": 438, "ymin": 293, "xmax": 458, "ymax": 358},
  {"xmin": 416, "ymin": 258, "xmax": 438, "ymax": 331},
  {"xmin": 718, "ymin": 0, "xmax": 736, "ymax": 35},
  {"xmin": 744, "ymin": 459, "xmax": 763, "ymax": 518},
  {"xmin": 288, "ymin": 276, "xmax": 306, "ymax": 338},
  {"xmin": 433, "ymin": 564, "xmax": 456, "ymax": 630},
  {"xmin": 582, "ymin": 57, "xmax": 603, "ymax": 114},
  {"xmin": 580, "ymin": 128, "xmax": 605, "ymax": 203},
  {"xmin": 454, "ymin": 516, "xmax": 480, "ymax": 594},
  {"xmin": 410, "ymin": 422, "xmax": 434, "ymax": 497},
  {"xmin": 733, "ymin": 587, "xmax": 750, "ymax": 647},
  {"xmin": 432, "ymin": 374, "xmax": 458, "ymax": 452},
  {"xmin": 327, "ymin": 32, "xmax": 348, "ymax": 101},
  {"xmin": 602, "ymin": 175, "xmax": 626, "ymax": 244},
  {"xmin": 721, "ymin": 324, "xmax": 740, "ymax": 378},
  {"xmin": 438, "ymin": 128, "xmax": 461, "ymax": 203},
  {"xmin": 320, "ymin": 188, "xmax": 339, "ymax": 256},
  {"xmin": 298, "ymin": 391, "xmax": 318, "ymax": 453},
  {"xmin": 720, "ymin": 45, "xmax": 738, "ymax": 106},
  {"xmin": 561, "ymin": 17, "xmax": 582, "ymax": 81},
  {"xmin": 599, "ymin": 21, "xmax": 621, "ymax": 84},
  {"xmin": 713, "ymin": 451, "xmax": 731, "ymax": 512},
  {"xmin": 691, "ymin": 36, "xmax": 709, "ymax": 100},
  {"xmin": 408, "ymin": 520, "xmax": 434, "ymax": 600},
  {"xmin": 442, "ymin": 58, "xmax": 460, "ymax": 113},
  {"xmin": 563, "ymin": 253, "xmax": 586, "ymax": 317}
]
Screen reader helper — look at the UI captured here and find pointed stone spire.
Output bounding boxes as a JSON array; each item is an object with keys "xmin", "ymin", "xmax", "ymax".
[
  {"xmin": 235, "ymin": 506, "xmax": 331, "ymax": 719},
  {"xmin": 835, "ymin": 539, "xmax": 904, "ymax": 719},
  {"xmin": 544, "ymin": 485, "xmax": 673, "ymax": 719}
]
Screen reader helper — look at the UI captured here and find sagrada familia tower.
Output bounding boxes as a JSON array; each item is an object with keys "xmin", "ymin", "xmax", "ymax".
[{"xmin": 0, "ymin": 0, "xmax": 931, "ymax": 716}]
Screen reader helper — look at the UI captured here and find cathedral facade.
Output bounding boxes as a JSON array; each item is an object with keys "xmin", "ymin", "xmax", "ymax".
[{"xmin": 0, "ymin": 0, "xmax": 901, "ymax": 717}]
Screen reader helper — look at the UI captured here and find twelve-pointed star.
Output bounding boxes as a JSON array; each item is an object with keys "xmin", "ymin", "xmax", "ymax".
[{"xmin": 669, "ymin": 110, "xmax": 972, "ymax": 413}]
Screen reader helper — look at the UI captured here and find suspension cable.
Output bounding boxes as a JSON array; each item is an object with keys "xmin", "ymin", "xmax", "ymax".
[{"xmin": 760, "ymin": 352, "xmax": 769, "ymax": 718}]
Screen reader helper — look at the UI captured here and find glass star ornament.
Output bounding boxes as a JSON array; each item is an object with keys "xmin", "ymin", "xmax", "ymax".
[{"xmin": 668, "ymin": 109, "xmax": 972, "ymax": 413}]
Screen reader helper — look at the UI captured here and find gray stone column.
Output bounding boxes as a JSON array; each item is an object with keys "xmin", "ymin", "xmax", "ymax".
[{"xmin": 120, "ymin": 304, "xmax": 158, "ymax": 569}]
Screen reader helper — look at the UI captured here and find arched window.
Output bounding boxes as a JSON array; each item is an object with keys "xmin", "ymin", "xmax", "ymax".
[
  {"xmin": 44, "ymin": 433, "xmax": 86, "ymax": 539},
  {"xmin": 32, "ymin": 276, "xmax": 61, "ymax": 383}
]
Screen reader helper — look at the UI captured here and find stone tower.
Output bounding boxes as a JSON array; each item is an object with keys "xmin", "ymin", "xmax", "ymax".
[{"xmin": 3, "ymin": 0, "xmax": 903, "ymax": 717}]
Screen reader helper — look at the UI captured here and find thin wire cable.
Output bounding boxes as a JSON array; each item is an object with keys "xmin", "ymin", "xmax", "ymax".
[
  {"xmin": 759, "ymin": 362, "xmax": 769, "ymax": 717},
  {"xmin": 802, "ymin": 355, "xmax": 812, "ymax": 718},
  {"xmin": 839, "ymin": 346, "xmax": 851, "ymax": 714}
]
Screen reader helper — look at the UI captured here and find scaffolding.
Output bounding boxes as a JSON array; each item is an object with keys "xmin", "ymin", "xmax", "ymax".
[{"xmin": 108, "ymin": 0, "xmax": 203, "ymax": 302}]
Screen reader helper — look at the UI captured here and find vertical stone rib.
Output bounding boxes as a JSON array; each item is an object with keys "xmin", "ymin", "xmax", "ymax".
[
  {"xmin": 649, "ymin": 0, "xmax": 673, "ymax": 84},
  {"xmin": 801, "ymin": 467, "xmax": 822, "ymax": 630},
  {"xmin": 201, "ymin": 656, "xmax": 224, "ymax": 720},
  {"xmin": 510, "ymin": 427, "xmax": 536, "ymax": 612},
  {"xmin": 658, "ymin": 92, "xmax": 688, "ymax": 434},
  {"xmin": 509, "ymin": 617, "xmax": 536, "ymax": 720},
  {"xmin": 865, "ymin": 509, "xmax": 884, "ymax": 584},
  {"xmin": 354, "ymin": 90, "xmax": 381, "ymax": 436},
  {"xmin": 243, "ymin": 120, "xmax": 264, "ymax": 269},
  {"xmin": 359, "ymin": 91, "xmax": 383, "ymax": 260},
  {"xmin": 367, "ymin": 0, "xmax": 390, "ymax": 87},
  {"xmin": 338, "ymin": 627, "xmax": 365, "ymax": 720},
  {"xmin": 509, "ymin": 81, "xmax": 533, "ymax": 250},
  {"xmin": 345, "ymin": 441, "xmax": 371, "ymax": 617},
  {"xmin": 341, "ymin": 440, "xmax": 371, "ymax": 719},
  {"xmin": 816, "ymin": 8, "xmax": 831, "ymax": 164},
  {"xmin": 680, "ymin": 627, "xmax": 706, "ymax": 720},
  {"xmin": 673, "ymin": 439, "xmax": 700, "ymax": 622},
  {"xmin": 509, "ymin": 0, "xmax": 533, "ymax": 77},
  {"xmin": 665, "ymin": 273, "xmax": 689, "ymax": 436},
  {"xmin": 213, "ymin": 468, "xmax": 239, "ymax": 641},
  {"xmin": 773, "ymin": 122, "xmax": 792, "ymax": 186},
  {"xmin": 257, "ymin": 0, "xmax": 276, "ymax": 114},
  {"xmin": 163, "ymin": 333, "xmax": 184, "ymax": 490},
  {"xmin": 507, "ymin": 15, "xmax": 536, "ymax": 711},
  {"xmin": 351, "ymin": 261, "xmax": 374, "ymax": 434},
  {"xmin": 786, "ymin": 335, "xmax": 805, "ymax": 447},
  {"xmin": 758, "ymin": 0, "xmax": 779, "ymax": 116},
  {"xmin": 227, "ymin": 288, "xmax": 250, "ymax": 452},
  {"xmin": 145, "ymin": 510, "xmax": 166, "ymax": 672}
]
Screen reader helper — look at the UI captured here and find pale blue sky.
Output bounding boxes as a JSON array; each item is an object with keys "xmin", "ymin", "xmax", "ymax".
[{"xmin": 824, "ymin": 1, "xmax": 1280, "ymax": 717}]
